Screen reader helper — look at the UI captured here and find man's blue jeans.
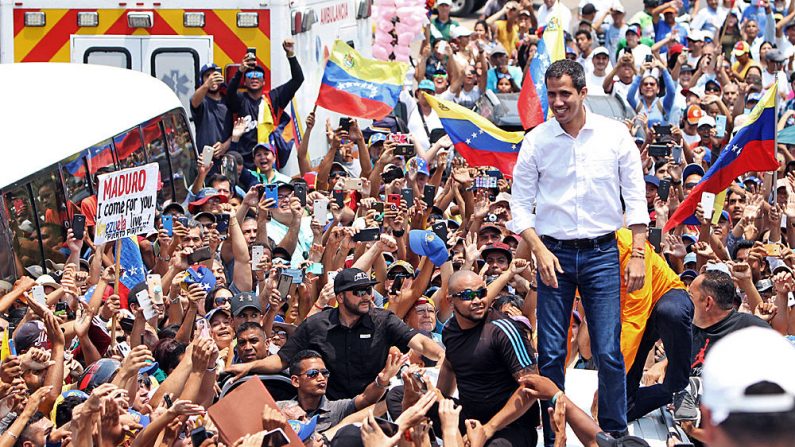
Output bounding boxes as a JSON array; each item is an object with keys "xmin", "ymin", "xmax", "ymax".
[{"xmin": 538, "ymin": 236, "xmax": 627, "ymax": 443}]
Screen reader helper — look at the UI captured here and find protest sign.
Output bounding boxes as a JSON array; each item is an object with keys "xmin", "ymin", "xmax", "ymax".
[{"xmin": 94, "ymin": 163, "xmax": 158, "ymax": 245}]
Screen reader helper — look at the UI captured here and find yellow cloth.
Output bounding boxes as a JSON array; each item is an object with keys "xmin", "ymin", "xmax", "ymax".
[
  {"xmin": 731, "ymin": 60, "xmax": 760, "ymax": 81},
  {"xmin": 495, "ymin": 21, "xmax": 519, "ymax": 54},
  {"xmin": 257, "ymin": 96, "xmax": 275, "ymax": 144},
  {"xmin": 616, "ymin": 228, "xmax": 686, "ymax": 369}
]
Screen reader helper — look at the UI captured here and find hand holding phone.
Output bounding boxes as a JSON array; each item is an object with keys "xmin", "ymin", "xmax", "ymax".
[
  {"xmin": 700, "ymin": 192, "xmax": 716, "ymax": 220},
  {"xmin": 71, "ymin": 214, "xmax": 86, "ymax": 240}
]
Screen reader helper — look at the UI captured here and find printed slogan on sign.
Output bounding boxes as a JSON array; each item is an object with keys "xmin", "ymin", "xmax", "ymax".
[{"xmin": 94, "ymin": 163, "xmax": 158, "ymax": 245}]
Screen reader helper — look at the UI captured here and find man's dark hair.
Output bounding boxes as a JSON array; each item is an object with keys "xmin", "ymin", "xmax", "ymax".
[
  {"xmin": 732, "ymin": 240, "xmax": 755, "ymax": 260},
  {"xmin": 152, "ymin": 338, "xmax": 187, "ymax": 374},
  {"xmin": 14, "ymin": 411, "xmax": 45, "ymax": 447},
  {"xmin": 289, "ymin": 349, "xmax": 323, "ymax": 376},
  {"xmin": 56, "ymin": 395, "xmax": 86, "ymax": 427},
  {"xmin": 208, "ymin": 174, "xmax": 231, "ymax": 188},
  {"xmin": 236, "ymin": 321, "xmax": 266, "ymax": 338},
  {"xmin": 698, "ymin": 271, "xmax": 736, "ymax": 310},
  {"xmin": 719, "ymin": 381, "xmax": 795, "ymax": 445},
  {"xmin": 494, "ymin": 294, "xmax": 525, "ymax": 310},
  {"xmin": 727, "ymin": 187, "xmax": 747, "ymax": 202},
  {"xmin": 545, "ymin": 59, "xmax": 587, "ymax": 91},
  {"xmin": 574, "ymin": 29, "xmax": 591, "ymax": 40}
]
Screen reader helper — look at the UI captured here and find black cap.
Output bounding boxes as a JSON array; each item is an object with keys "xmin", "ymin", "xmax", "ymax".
[
  {"xmin": 333, "ymin": 268, "xmax": 378, "ymax": 294},
  {"xmin": 230, "ymin": 292, "xmax": 262, "ymax": 316},
  {"xmin": 581, "ymin": 3, "xmax": 596, "ymax": 15}
]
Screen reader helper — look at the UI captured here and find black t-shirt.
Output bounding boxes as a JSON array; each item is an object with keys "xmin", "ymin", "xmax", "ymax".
[
  {"xmin": 277, "ymin": 307, "xmax": 417, "ymax": 400},
  {"xmin": 690, "ymin": 310, "xmax": 769, "ymax": 376},
  {"xmin": 443, "ymin": 310, "xmax": 540, "ymax": 429},
  {"xmin": 190, "ymin": 95, "xmax": 230, "ymax": 151}
]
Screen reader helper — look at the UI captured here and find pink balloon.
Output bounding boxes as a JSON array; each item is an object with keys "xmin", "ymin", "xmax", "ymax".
[
  {"xmin": 394, "ymin": 46, "xmax": 411, "ymax": 57},
  {"xmin": 379, "ymin": 21, "xmax": 394, "ymax": 32},
  {"xmin": 397, "ymin": 32, "xmax": 414, "ymax": 46},
  {"xmin": 378, "ymin": 6, "xmax": 397, "ymax": 17},
  {"xmin": 373, "ymin": 0, "xmax": 393, "ymax": 6},
  {"xmin": 395, "ymin": 53, "xmax": 410, "ymax": 62},
  {"xmin": 372, "ymin": 45, "xmax": 390, "ymax": 60}
]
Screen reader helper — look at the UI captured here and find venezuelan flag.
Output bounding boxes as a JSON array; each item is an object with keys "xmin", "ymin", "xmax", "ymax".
[
  {"xmin": 316, "ymin": 40, "xmax": 408, "ymax": 120},
  {"xmin": 282, "ymin": 99, "xmax": 303, "ymax": 146},
  {"xmin": 665, "ymin": 86, "xmax": 779, "ymax": 231},
  {"xmin": 0, "ymin": 328, "xmax": 10, "ymax": 361},
  {"xmin": 117, "ymin": 236, "xmax": 147, "ymax": 309},
  {"xmin": 518, "ymin": 17, "xmax": 565, "ymax": 129},
  {"xmin": 425, "ymin": 93, "xmax": 524, "ymax": 177}
]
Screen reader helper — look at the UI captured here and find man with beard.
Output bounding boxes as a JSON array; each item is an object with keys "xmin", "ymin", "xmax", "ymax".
[
  {"xmin": 437, "ymin": 270, "xmax": 539, "ymax": 446},
  {"xmin": 226, "ymin": 39, "xmax": 304, "ymax": 169},
  {"xmin": 191, "ymin": 63, "xmax": 230, "ymax": 159},
  {"xmin": 225, "ymin": 268, "xmax": 444, "ymax": 399}
]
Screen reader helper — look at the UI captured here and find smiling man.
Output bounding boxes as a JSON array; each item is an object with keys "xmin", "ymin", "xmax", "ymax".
[{"xmin": 509, "ymin": 59, "xmax": 648, "ymax": 444}]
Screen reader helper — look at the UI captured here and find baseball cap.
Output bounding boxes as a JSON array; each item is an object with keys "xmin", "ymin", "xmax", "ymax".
[
  {"xmin": 162, "ymin": 201, "xmax": 186, "ymax": 215},
  {"xmin": 686, "ymin": 105, "xmax": 705, "ymax": 125},
  {"xmin": 687, "ymin": 30, "xmax": 704, "ymax": 42},
  {"xmin": 408, "ymin": 157, "xmax": 430, "ymax": 176},
  {"xmin": 188, "ymin": 187, "xmax": 228, "ymax": 213},
  {"xmin": 680, "ymin": 64, "xmax": 695, "ymax": 73},
  {"xmin": 333, "ymin": 268, "xmax": 378, "ymax": 294},
  {"xmin": 436, "ymin": 0, "xmax": 452, "ymax": 5},
  {"xmin": 230, "ymin": 292, "xmax": 262, "ymax": 316},
  {"xmin": 592, "ymin": 46, "xmax": 609, "ymax": 57},
  {"xmin": 481, "ymin": 242, "xmax": 513, "ymax": 261},
  {"xmin": 733, "ymin": 41, "xmax": 751, "ymax": 56},
  {"xmin": 747, "ymin": 92, "xmax": 764, "ymax": 103},
  {"xmin": 417, "ymin": 79, "xmax": 435, "ymax": 92},
  {"xmin": 489, "ymin": 44, "xmax": 508, "ymax": 56},
  {"xmin": 644, "ymin": 175, "xmax": 660, "ymax": 188},
  {"xmin": 680, "ymin": 269, "xmax": 698, "ymax": 280},
  {"xmin": 36, "ymin": 274, "xmax": 59, "ymax": 288},
  {"xmin": 706, "ymin": 262, "xmax": 731, "ymax": 276},
  {"xmin": 612, "ymin": 3, "xmax": 625, "ymax": 13},
  {"xmin": 199, "ymin": 63, "xmax": 220, "ymax": 80},
  {"xmin": 702, "ymin": 327, "xmax": 795, "ymax": 424},
  {"xmin": 626, "ymin": 23, "xmax": 642, "ymax": 36},
  {"xmin": 684, "ymin": 252, "xmax": 697, "ymax": 265},
  {"xmin": 698, "ymin": 115, "xmax": 716, "ymax": 128},
  {"xmin": 408, "ymin": 230, "xmax": 449, "ymax": 267},
  {"xmin": 451, "ymin": 26, "xmax": 473, "ymax": 39},
  {"xmin": 289, "ymin": 415, "xmax": 319, "ymax": 442},
  {"xmin": 205, "ymin": 306, "xmax": 232, "ymax": 322},
  {"xmin": 661, "ymin": 5, "xmax": 677, "ymax": 14},
  {"xmin": 194, "ymin": 211, "xmax": 216, "ymax": 223},
  {"xmin": 755, "ymin": 278, "xmax": 775, "ymax": 293},
  {"xmin": 681, "ymin": 234, "xmax": 697, "ymax": 245},
  {"xmin": 766, "ymin": 49, "xmax": 787, "ymax": 62},
  {"xmin": 494, "ymin": 192, "xmax": 512, "ymax": 205},
  {"xmin": 683, "ymin": 163, "xmax": 706, "ymax": 180},
  {"xmin": 368, "ymin": 133, "xmax": 387, "ymax": 146},
  {"xmin": 387, "ymin": 260, "xmax": 415, "ymax": 276},
  {"xmin": 13, "ymin": 320, "xmax": 46, "ymax": 353},
  {"xmin": 253, "ymin": 142, "xmax": 276, "ymax": 156},
  {"xmin": 581, "ymin": 3, "xmax": 597, "ymax": 15},
  {"xmin": 705, "ymin": 79, "xmax": 722, "ymax": 92}
]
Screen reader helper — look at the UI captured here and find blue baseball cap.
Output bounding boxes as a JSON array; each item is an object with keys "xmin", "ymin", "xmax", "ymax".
[
  {"xmin": 289, "ymin": 415, "xmax": 319, "ymax": 442},
  {"xmin": 183, "ymin": 265, "xmax": 217, "ymax": 290},
  {"xmin": 417, "ymin": 79, "xmax": 435, "ymax": 92},
  {"xmin": 644, "ymin": 175, "xmax": 660, "ymax": 188},
  {"xmin": 368, "ymin": 133, "xmax": 387, "ymax": 146},
  {"xmin": 682, "ymin": 234, "xmax": 697, "ymax": 245},
  {"xmin": 680, "ymin": 269, "xmax": 698, "ymax": 280},
  {"xmin": 684, "ymin": 252, "xmax": 697, "ymax": 265},
  {"xmin": 409, "ymin": 230, "xmax": 449, "ymax": 267},
  {"xmin": 683, "ymin": 163, "xmax": 705, "ymax": 180},
  {"xmin": 408, "ymin": 157, "xmax": 430, "ymax": 176}
]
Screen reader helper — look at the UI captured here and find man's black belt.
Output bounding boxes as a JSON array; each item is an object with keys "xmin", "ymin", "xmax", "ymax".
[{"xmin": 541, "ymin": 232, "xmax": 615, "ymax": 249}]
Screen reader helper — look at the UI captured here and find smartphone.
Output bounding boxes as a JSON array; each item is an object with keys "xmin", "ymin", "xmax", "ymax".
[
  {"xmin": 71, "ymin": 214, "xmax": 86, "ymax": 240},
  {"xmin": 654, "ymin": 124, "xmax": 673, "ymax": 137},
  {"xmin": 375, "ymin": 418, "xmax": 400, "ymax": 437},
  {"xmin": 251, "ymin": 245, "xmax": 265, "ymax": 271},
  {"xmin": 146, "ymin": 274, "xmax": 163, "ymax": 304},
  {"xmin": 343, "ymin": 177, "xmax": 364, "ymax": 192},
  {"xmin": 119, "ymin": 317, "xmax": 134, "ymax": 332},
  {"xmin": 649, "ymin": 228, "xmax": 662, "ymax": 253},
  {"xmin": 381, "ymin": 168, "xmax": 404, "ymax": 184},
  {"xmin": 277, "ymin": 274, "xmax": 292, "ymax": 299},
  {"xmin": 260, "ymin": 428, "xmax": 289, "ymax": 447},
  {"xmin": 161, "ymin": 214, "xmax": 173, "ymax": 237},
  {"xmin": 187, "ymin": 246, "xmax": 213, "ymax": 264},
  {"xmin": 313, "ymin": 198, "xmax": 329, "ymax": 225},
  {"xmin": 216, "ymin": 213, "xmax": 230, "ymax": 235},
  {"xmin": 764, "ymin": 243, "xmax": 782, "ymax": 257},
  {"xmin": 648, "ymin": 144, "xmax": 671, "ymax": 157},
  {"xmin": 645, "ymin": 54, "xmax": 653, "ymax": 63},
  {"xmin": 400, "ymin": 188, "xmax": 414, "ymax": 207},
  {"xmin": 432, "ymin": 221, "xmax": 448, "ymax": 243},
  {"xmin": 190, "ymin": 427, "xmax": 210, "ymax": 447},
  {"xmin": 202, "ymin": 145, "xmax": 214, "ymax": 167},
  {"xmin": 437, "ymin": 40, "xmax": 448, "ymax": 54},
  {"xmin": 264, "ymin": 184, "xmax": 279, "ymax": 208},
  {"xmin": 7, "ymin": 339, "xmax": 15, "ymax": 357},
  {"xmin": 333, "ymin": 190, "xmax": 345, "ymax": 208},
  {"xmin": 247, "ymin": 47, "xmax": 257, "ymax": 58},
  {"xmin": 391, "ymin": 275, "xmax": 405, "ymax": 294},
  {"xmin": 700, "ymin": 192, "xmax": 716, "ymax": 220},
  {"xmin": 354, "ymin": 227, "xmax": 381, "ymax": 242},
  {"xmin": 715, "ymin": 114, "xmax": 727, "ymax": 138},
  {"xmin": 54, "ymin": 301, "xmax": 68, "ymax": 317},
  {"xmin": 294, "ymin": 183, "xmax": 307, "ymax": 207},
  {"xmin": 307, "ymin": 263, "xmax": 323, "ymax": 275},
  {"xmin": 387, "ymin": 194, "xmax": 401, "ymax": 208},
  {"xmin": 163, "ymin": 395, "xmax": 173, "ymax": 408},
  {"xmin": 326, "ymin": 271, "xmax": 338, "ymax": 284},
  {"xmin": 423, "ymin": 185, "xmax": 437, "ymax": 208},
  {"xmin": 412, "ymin": 371, "xmax": 429, "ymax": 393},
  {"xmin": 394, "ymin": 144, "xmax": 415, "ymax": 157},
  {"xmin": 658, "ymin": 179, "xmax": 671, "ymax": 202},
  {"xmin": 31, "ymin": 285, "xmax": 46, "ymax": 307},
  {"xmin": 283, "ymin": 268, "xmax": 304, "ymax": 284},
  {"xmin": 672, "ymin": 146, "xmax": 683, "ymax": 164},
  {"xmin": 339, "ymin": 117, "xmax": 351, "ymax": 132},
  {"xmin": 373, "ymin": 201, "xmax": 385, "ymax": 214},
  {"xmin": 136, "ymin": 289, "xmax": 157, "ymax": 321}
]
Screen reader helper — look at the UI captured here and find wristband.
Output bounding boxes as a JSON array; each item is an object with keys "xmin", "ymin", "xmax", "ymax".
[
  {"xmin": 313, "ymin": 302, "xmax": 325, "ymax": 311},
  {"xmin": 550, "ymin": 391, "xmax": 564, "ymax": 407},
  {"xmin": 393, "ymin": 229, "xmax": 405, "ymax": 237},
  {"xmin": 374, "ymin": 376, "xmax": 389, "ymax": 388}
]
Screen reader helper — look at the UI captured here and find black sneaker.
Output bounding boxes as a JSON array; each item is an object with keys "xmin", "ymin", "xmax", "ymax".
[{"xmin": 672, "ymin": 389, "xmax": 698, "ymax": 421}]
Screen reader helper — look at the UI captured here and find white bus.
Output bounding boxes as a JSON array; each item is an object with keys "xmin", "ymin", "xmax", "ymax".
[{"xmin": 0, "ymin": 62, "xmax": 197, "ymax": 280}]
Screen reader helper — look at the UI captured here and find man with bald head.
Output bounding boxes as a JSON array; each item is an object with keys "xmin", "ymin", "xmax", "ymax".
[{"xmin": 436, "ymin": 270, "xmax": 540, "ymax": 446}]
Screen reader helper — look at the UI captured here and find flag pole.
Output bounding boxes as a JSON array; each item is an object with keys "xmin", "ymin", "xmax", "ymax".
[
  {"xmin": 773, "ymin": 87, "xmax": 779, "ymax": 206},
  {"xmin": 110, "ymin": 239, "xmax": 121, "ymax": 349}
]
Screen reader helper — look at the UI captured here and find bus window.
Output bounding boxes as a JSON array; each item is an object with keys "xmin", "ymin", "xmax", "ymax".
[
  {"xmin": 0, "ymin": 204, "xmax": 17, "ymax": 281},
  {"xmin": 164, "ymin": 110, "xmax": 197, "ymax": 203},
  {"xmin": 141, "ymin": 117, "xmax": 172, "ymax": 206},
  {"xmin": 3, "ymin": 187, "xmax": 43, "ymax": 271},
  {"xmin": 30, "ymin": 170, "xmax": 69, "ymax": 264},
  {"xmin": 114, "ymin": 127, "xmax": 146, "ymax": 169},
  {"xmin": 60, "ymin": 152, "xmax": 92, "ymax": 207}
]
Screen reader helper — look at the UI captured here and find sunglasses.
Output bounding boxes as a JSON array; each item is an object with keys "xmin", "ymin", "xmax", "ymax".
[
  {"xmin": 350, "ymin": 286, "xmax": 373, "ymax": 297},
  {"xmin": 685, "ymin": 182, "xmax": 699, "ymax": 189},
  {"xmin": 302, "ymin": 368, "xmax": 331, "ymax": 379},
  {"xmin": 496, "ymin": 72, "xmax": 512, "ymax": 80},
  {"xmin": 245, "ymin": 71, "xmax": 264, "ymax": 79},
  {"xmin": 273, "ymin": 330, "xmax": 287, "ymax": 337},
  {"xmin": 452, "ymin": 287, "xmax": 487, "ymax": 300},
  {"xmin": 215, "ymin": 297, "xmax": 231, "ymax": 305},
  {"xmin": 387, "ymin": 272, "xmax": 409, "ymax": 280}
]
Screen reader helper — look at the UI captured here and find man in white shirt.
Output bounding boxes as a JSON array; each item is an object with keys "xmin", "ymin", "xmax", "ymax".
[
  {"xmin": 509, "ymin": 59, "xmax": 648, "ymax": 443},
  {"xmin": 407, "ymin": 80, "xmax": 444, "ymax": 156},
  {"xmin": 690, "ymin": 0, "xmax": 728, "ymax": 35},
  {"xmin": 585, "ymin": 46, "xmax": 611, "ymax": 94},
  {"xmin": 763, "ymin": 49, "xmax": 791, "ymax": 104},
  {"xmin": 537, "ymin": 0, "xmax": 573, "ymax": 33}
]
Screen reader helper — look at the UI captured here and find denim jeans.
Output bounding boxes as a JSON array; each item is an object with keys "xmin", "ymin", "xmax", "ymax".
[
  {"xmin": 626, "ymin": 288, "xmax": 694, "ymax": 421},
  {"xmin": 538, "ymin": 236, "xmax": 627, "ymax": 444}
]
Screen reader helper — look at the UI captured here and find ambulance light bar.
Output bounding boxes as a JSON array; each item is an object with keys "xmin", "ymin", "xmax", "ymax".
[
  {"xmin": 183, "ymin": 12, "xmax": 205, "ymax": 27},
  {"xmin": 77, "ymin": 12, "xmax": 99, "ymax": 27},
  {"xmin": 24, "ymin": 12, "xmax": 46, "ymax": 27},
  {"xmin": 127, "ymin": 12, "xmax": 153, "ymax": 28},
  {"xmin": 237, "ymin": 12, "xmax": 258, "ymax": 28}
]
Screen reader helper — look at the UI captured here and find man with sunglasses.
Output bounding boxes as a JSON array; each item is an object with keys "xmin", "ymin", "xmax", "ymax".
[
  {"xmin": 279, "ymin": 349, "xmax": 402, "ymax": 432},
  {"xmin": 227, "ymin": 268, "xmax": 443, "ymax": 400},
  {"xmin": 226, "ymin": 39, "xmax": 304, "ymax": 170},
  {"xmin": 438, "ymin": 269, "xmax": 539, "ymax": 446}
]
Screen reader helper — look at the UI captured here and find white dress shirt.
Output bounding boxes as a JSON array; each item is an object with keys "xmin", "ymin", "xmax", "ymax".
[{"xmin": 508, "ymin": 110, "xmax": 649, "ymax": 239}]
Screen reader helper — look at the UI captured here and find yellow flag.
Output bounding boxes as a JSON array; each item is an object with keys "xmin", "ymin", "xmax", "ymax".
[
  {"xmin": 711, "ymin": 189, "xmax": 728, "ymax": 225},
  {"xmin": 1, "ymin": 327, "xmax": 10, "ymax": 361}
]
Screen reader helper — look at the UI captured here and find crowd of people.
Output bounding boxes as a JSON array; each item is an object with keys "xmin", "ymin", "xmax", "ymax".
[{"xmin": 4, "ymin": 0, "xmax": 795, "ymax": 446}]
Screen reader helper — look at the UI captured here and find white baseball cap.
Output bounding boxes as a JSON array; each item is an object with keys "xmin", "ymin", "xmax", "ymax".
[
  {"xmin": 592, "ymin": 46, "xmax": 610, "ymax": 57},
  {"xmin": 702, "ymin": 327, "xmax": 795, "ymax": 425},
  {"xmin": 697, "ymin": 115, "xmax": 716, "ymax": 128},
  {"xmin": 436, "ymin": 0, "xmax": 452, "ymax": 5},
  {"xmin": 452, "ymin": 26, "xmax": 473, "ymax": 39}
]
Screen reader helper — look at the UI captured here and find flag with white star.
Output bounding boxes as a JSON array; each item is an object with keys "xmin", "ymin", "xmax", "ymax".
[{"xmin": 118, "ymin": 236, "xmax": 147, "ymax": 309}]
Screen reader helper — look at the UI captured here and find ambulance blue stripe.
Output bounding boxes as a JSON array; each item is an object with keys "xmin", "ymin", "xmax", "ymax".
[{"xmin": 492, "ymin": 319, "xmax": 533, "ymax": 367}]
